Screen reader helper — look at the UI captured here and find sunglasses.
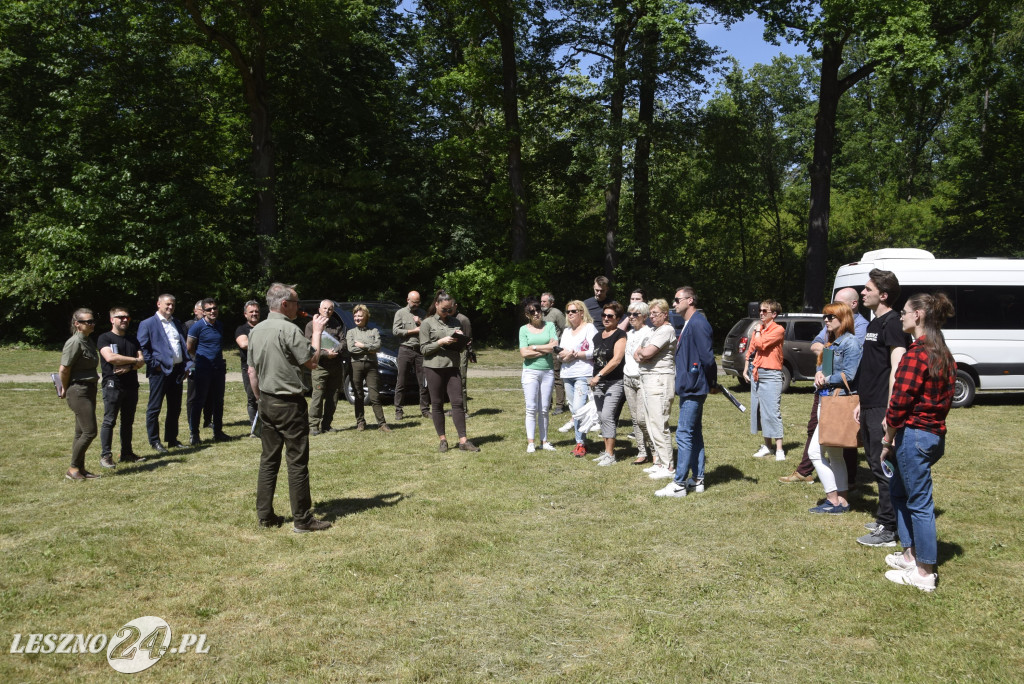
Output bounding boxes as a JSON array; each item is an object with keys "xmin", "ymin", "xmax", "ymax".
[
  {"xmin": 203, "ymin": 307, "xmax": 218, "ymax": 312},
  {"xmin": 566, "ymin": 309, "xmax": 580, "ymax": 314},
  {"xmin": 112, "ymin": 315, "xmax": 130, "ymax": 321},
  {"xmin": 76, "ymin": 319, "xmax": 95, "ymax": 325},
  {"xmin": 822, "ymin": 314, "xmax": 836, "ymax": 322},
  {"xmin": 673, "ymin": 296, "xmax": 690, "ymax": 303},
  {"xmin": 759, "ymin": 309, "xmax": 773, "ymax": 314},
  {"xmin": 627, "ymin": 313, "xmax": 641, "ymax": 318},
  {"xmin": 601, "ymin": 313, "xmax": 616, "ymax": 319}
]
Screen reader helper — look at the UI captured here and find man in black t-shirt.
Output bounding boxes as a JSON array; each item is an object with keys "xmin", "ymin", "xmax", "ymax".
[
  {"xmin": 854, "ymin": 269, "xmax": 911, "ymax": 547},
  {"xmin": 235, "ymin": 300, "xmax": 261, "ymax": 434},
  {"xmin": 97, "ymin": 306, "xmax": 146, "ymax": 467},
  {"xmin": 583, "ymin": 276, "xmax": 611, "ymax": 324}
]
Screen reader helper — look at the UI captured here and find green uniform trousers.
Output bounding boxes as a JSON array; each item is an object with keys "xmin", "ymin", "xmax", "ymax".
[{"xmin": 256, "ymin": 393, "xmax": 313, "ymax": 525}]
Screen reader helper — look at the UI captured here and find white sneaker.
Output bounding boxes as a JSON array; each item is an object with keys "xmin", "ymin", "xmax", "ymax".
[
  {"xmin": 557, "ymin": 420, "xmax": 574, "ymax": 433},
  {"xmin": 885, "ymin": 567, "xmax": 937, "ymax": 592},
  {"xmin": 885, "ymin": 551, "xmax": 915, "ymax": 572},
  {"xmin": 686, "ymin": 478, "xmax": 705, "ymax": 493},
  {"xmin": 642, "ymin": 465, "xmax": 658, "ymax": 473},
  {"xmin": 775, "ymin": 450, "xmax": 786, "ymax": 461},
  {"xmin": 649, "ymin": 466, "xmax": 674, "ymax": 480},
  {"xmin": 752, "ymin": 445, "xmax": 771, "ymax": 458},
  {"xmin": 596, "ymin": 453, "xmax": 615, "ymax": 467},
  {"xmin": 526, "ymin": 443, "xmax": 536, "ymax": 453},
  {"xmin": 592, "ymin": 454, "xmax": 603, "ymax": 462},
  {"xmin": 541, "ymin": 442, "xmax": 557, "ymax": 451},
  {"xmin": 655, "ymin": 483, "xmax": 687, "ymax": 498}
]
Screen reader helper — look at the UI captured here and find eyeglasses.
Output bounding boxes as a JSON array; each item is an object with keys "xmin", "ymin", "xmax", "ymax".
[
  {"xmin": 112, "ymin": 315, "xmax": 130, "ymax": 320},
  {"xmin": 527, "ymin": 308, "xmax": 541, "ymax": 315},
  {"xmin": 76, "ymin": 319, "xmax": 95, "ymax": 325},
  {"xmin": 440, "ymin": 307, "xmax": 454, "ymax": 315},
  {"xmin": 673, "ymin": 296, "xmax": 691, "ymax": 303},
  {"xmin": 650, "ymin": 310, "xmax": 666, "ymax": 317},
  {"xmin": 566, "ymin": 309, "xmax": 580, "ymax": 315},
  {"xmin": 601, "ymin": 313, "xmax": 616, "ymax": 319},
  {"xmin": 822, "ymin": 314, "xmax": 836, "ymax": 322},
  {"xmin": 203, "ymin": 306, "xmax": 218, "ymax": 312}
]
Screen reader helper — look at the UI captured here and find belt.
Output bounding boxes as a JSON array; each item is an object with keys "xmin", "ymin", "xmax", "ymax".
[{"xmin": 71, "ymin": 378, "xmax": 97, "ymax": 385}]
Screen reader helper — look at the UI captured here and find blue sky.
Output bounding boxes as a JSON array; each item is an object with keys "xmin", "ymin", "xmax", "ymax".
[{"xmin": 696, "ymin": 14, "xmax": 808, "ymax": 73}]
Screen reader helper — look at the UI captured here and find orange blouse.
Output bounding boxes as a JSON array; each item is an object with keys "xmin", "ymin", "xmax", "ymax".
[{"xmin": 746, "ymin": 319, "xmax": 784, "ymax": 380}]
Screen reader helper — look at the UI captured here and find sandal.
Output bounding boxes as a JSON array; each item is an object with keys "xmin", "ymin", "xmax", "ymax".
[{"xmin": 632, "ymin": 455, "xmax": 652, "ymax": 465}]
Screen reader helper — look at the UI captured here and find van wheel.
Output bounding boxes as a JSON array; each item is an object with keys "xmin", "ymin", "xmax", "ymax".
[
  {"xmin": 780, "ymin": 365, "xmax": 793, "ymax": 393},
  {"xmin": 952, "ymin": 369, "xmax": 976, "ymax": 408}
]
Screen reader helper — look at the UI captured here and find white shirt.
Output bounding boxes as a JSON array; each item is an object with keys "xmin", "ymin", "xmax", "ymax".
[
  {"xmin": 559, "ymin": 323, "xmax": 597, "ymax": 379},
  {"xmin": 624, "ymin": 326, "xmax": 652, "ymax": 377},
  {"xmin": 158, "ymin": 312, "xmax": 184, "ymax": 365}
]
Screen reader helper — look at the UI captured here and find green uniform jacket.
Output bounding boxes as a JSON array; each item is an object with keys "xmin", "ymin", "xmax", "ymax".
[
  {"xmin": 420, "ymin": 314, "xmax": 464, "ymax": 369},
  {"xmin": 346, "ymin": 326, "xmax": 381, "ymax": 358},
  {"xmin": 61, "ymin": 332, "xmax": 99, "ymax": 381},
  {"xmin": 249, "ymin": 312, "xmax": 315, "ymax": 395},
  {"xmin": 393, "ymin": 305, "xmax": 427, "ymax": 350}
]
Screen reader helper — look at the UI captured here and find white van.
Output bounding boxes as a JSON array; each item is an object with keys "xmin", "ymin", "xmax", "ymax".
[{"xmin": 832, "ymin": 249, "xmax": 1024, "ymax": 408}]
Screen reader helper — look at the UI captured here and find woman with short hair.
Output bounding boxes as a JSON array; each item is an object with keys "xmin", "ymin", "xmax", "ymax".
[
  {"xmin": 346, "ymin": 304, "xmax": 390, "ymax": 432},
  {"xmin": 881, "ymin": 292, "xmax": 956, "ymax": 592},
  {"xmin": 59, "ymin": 308, "xmax": 101, "ymax": 480},
  {"xmin": 745, "ymin": 298, "xmax": 786, "ymax": 461},
  {"xmin": 589, "ymin": 301, "xmax": 627, "ymax": 466},
  {"xmin": 557, "ymin": 300, "xmax": 597, "ymax": 457},
  {"xmin": 623, "ymin": 300, "xmax": 655, "ymax": 464},
  {"xmin": 635, "ymin": 298, "xmax": 677, "ymax": 478}
]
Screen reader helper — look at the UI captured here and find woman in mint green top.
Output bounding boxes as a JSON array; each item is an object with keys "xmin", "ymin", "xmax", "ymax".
[{"xmin": 518, "ymin": 298, "xmax": 559, "ymax": 452}]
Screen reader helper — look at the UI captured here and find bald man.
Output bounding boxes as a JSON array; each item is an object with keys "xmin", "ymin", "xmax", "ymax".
[
  {"xmin": 780, "ymin": 287, "xmax": 868, "ymax": 484},
  {"xmin": 304, "ymin": 299, "xmax": 347, "ymax": 435},
  {"xmin": 392, "ymin": 291, "xmax": 430, "ymax": 420}
]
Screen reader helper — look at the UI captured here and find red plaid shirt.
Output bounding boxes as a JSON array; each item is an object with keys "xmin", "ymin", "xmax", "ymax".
[{"xmin": 886, "ymin": 337, "xmax": 955, "ymax": 436}]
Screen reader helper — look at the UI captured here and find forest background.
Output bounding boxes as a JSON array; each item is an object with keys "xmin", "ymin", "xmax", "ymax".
[{"xmin": 2, "ymin": 0, "xmax": 1022, "ymax": 346}]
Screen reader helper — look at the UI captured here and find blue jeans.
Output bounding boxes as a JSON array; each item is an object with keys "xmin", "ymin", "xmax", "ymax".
[
  {"xmin": 674, "ymin": 395, "xmax": 706, "ymax": 484},
  {"xmin": 564, "ymin": 376, "xmax": 590, "ymax": 444},
  {"xmin": 890, "ymin": 427, "xmax": 944, "ymax": 565}
]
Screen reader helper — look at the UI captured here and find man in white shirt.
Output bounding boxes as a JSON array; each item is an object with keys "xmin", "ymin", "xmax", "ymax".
[{"xmin": 138, "ymin": 294, "xmax": 191, "ymax": 453}]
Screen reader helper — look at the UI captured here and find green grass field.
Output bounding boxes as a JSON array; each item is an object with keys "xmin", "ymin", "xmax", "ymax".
[{"xmin": 1, "ymin": 355, "xmax": 1022, "ymax": 682}]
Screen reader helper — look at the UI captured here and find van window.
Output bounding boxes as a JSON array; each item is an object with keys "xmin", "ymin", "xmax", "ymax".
[
  {"xmin": 955, "ymin": 286, "xmax": 1024, "ymax": 330},
  {"xmin": 793, "ymin": 322, "xmax": 822, "ymax": 342}
]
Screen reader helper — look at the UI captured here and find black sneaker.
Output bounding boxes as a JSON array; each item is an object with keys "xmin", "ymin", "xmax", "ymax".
[
  {"xmin": 293, "ymin": 517, "xmax": 331, "ymax": 533},
  {"xmin": 189, "ymin": 433, "xmax": 201, "ymax": 446},
  {"xmin": 552, "ymin": 406, "xmax": 565, "ymax": 416},
  {"xmin": 99, "ymin": 456, "xmax": 116, "ymax": 469},
  {"xmin": 167, "ymin": 440, "xmax": 185, "ymax": 449},
  {"xmin": 310, "ymin": 428, "xmax": 321, "ymax": 436},
  {"xmin": 259, "ymin": 514, "xmax": 285, "ymax": 528},
  {"xmin": 458, "ymin": 440, "xmax": 480, "ymax": 452},
  {"xmin": 857, "ymin": 527, "xmax": 898, "ymax": 547},
  {"xmin": 120, "ymin": 453, "xmax": 146, "ymax": 463},
  {"xmin": 395, "ymin": 409, "xmax": 404, "ymax": 421}
]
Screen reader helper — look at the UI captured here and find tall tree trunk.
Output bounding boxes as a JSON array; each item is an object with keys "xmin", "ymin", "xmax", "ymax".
[
  {"xmin": 493, "ymin": 3, "xmax": 528, "ymax": 262},
  {"xmin": 803, "ymin": 40, "xmax": 842, "ymax": 312},
  {"xmin": 181, "ymin": 0, "xmax": 274, "ymax": 278},
  {"xmin": 604, "ymin": 0, "xmax": 629, "ymax": 281},
  {"xmin": 633, "ymin": 7, "xmax": 657, "ymax": 268}
]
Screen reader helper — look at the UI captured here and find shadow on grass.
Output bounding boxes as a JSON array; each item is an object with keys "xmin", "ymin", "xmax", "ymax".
[
  {"xmin": 115, "ymin": 458, "xmax": 187, "ymax": 474},
  {"xmin": 706, "ymin": 463, "xmax": 756, "ymax": 486},
  {"xmin": 465, "ymin": 434, "xmax": 504, "ymax": 446},
  {"xmin": 316, "ymin": 492, "xmax": 406, "ymax": 520},
  {"xmin": 471, "ymin": 407, "xmax": 502, "ymax": 416},
  {"xmin": 938, "ymin": 539, "xmax": 964, "ymax": 566}
]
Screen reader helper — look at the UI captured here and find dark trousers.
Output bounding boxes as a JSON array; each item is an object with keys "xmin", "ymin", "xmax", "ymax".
[
  {"xmin": 256, "ymin": 393, "xmax": 313, "ymax": 524},
  {"xmin": 552, "ymin": 355, "xmax": 566, "ymax": 408},
  {"xmin": 309, "ymin": 363, "xmax": 345, "ymax": 431},
  {"xmin": 186, "ymin": 372, "xmax": 214, "ymax": 428},
  {"xmin": 797, "ymin": 392, "xmax": 858, "ymax": 483},
  {"xmin": 188, "ymin": 358, "xmax": 225, "ymax": 435},
  {"xmin": 351, "ymin": 358, "xmax": 386, "ymax": 426},
  {"xmin": 860, "ymin": 405, "xmax": 896, "ymax": 530},
  {"xmin": 146, "ymin": 363, "xmax": 185, "ymax": 445},
  {"xmin": 459, "ymin": 350, "xmax": 469, "ymax": 409},
  {"xmin": 67, "ymin": 381, "xmax": 97, "ymax": 470},
  {"xmin": 100, "ymin": 382, "xmax": 138, "ymax": 457},
  {"xmin": 424, "ymin": 366, "xmax": 466, "ymax": 439},
  {"xmin": 241, "ymin": 367, "xmax": 258, "ymax": 428},
  {"xmin": 395, "ymin": 345, "xmax": 429, "ymax": 412}
]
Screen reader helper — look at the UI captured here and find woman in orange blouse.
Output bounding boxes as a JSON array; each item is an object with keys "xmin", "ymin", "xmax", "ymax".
[{"xmin": 744, "ymin": 299, "xmax": 786, "ymax": 460}]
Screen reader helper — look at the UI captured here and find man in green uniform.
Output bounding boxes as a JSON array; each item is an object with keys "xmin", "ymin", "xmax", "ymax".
[
  {"xmin": 305, "ymin": 299, "xmax": 347, "ymax": 435},
  {"xmin": 392, "ymin": 290, "xmax": 430, "ymax": 420},
  {"xmin": 248, "ymin": 283, "xmax": 331, "ymax": 533},
  {"xmin": 541, "ymin": 292, "xmax": 567, "ymax": 414}
]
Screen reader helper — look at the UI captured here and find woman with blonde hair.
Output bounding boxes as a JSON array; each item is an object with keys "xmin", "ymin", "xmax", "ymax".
[
  {"xmin": 346, "ymin": 304, "xmax": 390, "ymax": 432},
  {"xmin": 623, "ymin": 300, "xmax": 655, "ymax": 464},
  {"xmin": 807, "ymin": 303, "xmax": 861, "ymax": 514},
  {"xmin": 59, "ymin": 308, "xmax": 101, "ymax": 480},
  {"xmin": 634, "ymin": 298, "xmax": 677, "ymax": 476},
  {"xmin": 557, "ymin": 300, "xmax": 597, "ymax": 456}
]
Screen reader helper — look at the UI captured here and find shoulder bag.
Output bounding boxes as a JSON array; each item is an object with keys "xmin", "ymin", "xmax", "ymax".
[{"xmin": 818, "ymin": 373, "xmax": 861, "ymax": 448}]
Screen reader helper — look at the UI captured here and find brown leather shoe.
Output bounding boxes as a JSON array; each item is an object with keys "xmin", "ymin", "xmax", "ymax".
[
  {"xmin": 356, "ymin": 422, "xmax": 365, "ymax": 431},
  {"xmin": 779, "ymin": 471, "xmax": 816, "ymax": 483},
  {"xmin": 458, "ymin": 440, "xmax": 480, "ymax": 452},
  {"xmin": 378, "ymin": 424, "xmax": 391, "ymax": 433},
  {"xmin": 65, "ymin": 469, "xmax": 86, "ymax": 481}
]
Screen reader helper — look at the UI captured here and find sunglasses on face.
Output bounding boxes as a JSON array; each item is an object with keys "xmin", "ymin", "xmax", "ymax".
[
  {"xmin": 76, "ymin": 319, "xmax": 95, "ymax": 325},
  {"xmin": 601, "ymin": 313, "xmax": 615, "ymax": 319},
  {"xmin": 822, "ymin": 314, "xmax": 836, "ymax": 322},
  {"xmin": 204, "ymin": 307, "xmax": 218, "ymax": 312},
  {"xmin": 112, "ymin": 315, "xmax": 130, "ymax": 321},
  {"xmin": 760, "ymin": 309, "xmax": 773, "ymax": 314},
  {"xmin": 566, "ymin": 309, "xmax": 580, "ymax": 315}
]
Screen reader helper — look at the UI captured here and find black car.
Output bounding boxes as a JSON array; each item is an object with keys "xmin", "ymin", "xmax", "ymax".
[
  {"xmin": 721, "ymin": 313, "xmax": 824, "ymax": 392},
  {"xmin": 296, "ymin": 300, "xmax": 416, "ymax": 404}
]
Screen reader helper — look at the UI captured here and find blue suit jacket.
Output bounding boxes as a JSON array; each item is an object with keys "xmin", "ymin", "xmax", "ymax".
[{"xmin": 138, "ymin": 313, "xmax": 190, "ymax": 377}]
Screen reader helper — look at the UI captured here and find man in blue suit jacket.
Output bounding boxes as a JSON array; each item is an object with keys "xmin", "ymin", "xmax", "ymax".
[{"xmin": 138, "ymin": 294, "xmax": 190, "ymax": 453}]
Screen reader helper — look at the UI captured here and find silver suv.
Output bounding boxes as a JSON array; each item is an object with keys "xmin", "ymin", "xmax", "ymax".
[{"xmin": 721, "ymin": 313, "xmax": 824, "ymax": 392}]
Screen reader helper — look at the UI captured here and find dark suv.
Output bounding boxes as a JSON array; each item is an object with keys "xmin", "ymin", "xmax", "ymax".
[
  {"xmin": 721, "ymin": 313, "xmax": 824, "ymax": 392},
  {"xmin": 296, "ymin": 300, "xmax": 415, "ymax": 404}
]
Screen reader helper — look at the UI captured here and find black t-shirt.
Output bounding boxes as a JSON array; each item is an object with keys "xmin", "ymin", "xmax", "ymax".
[
  {"xmin": 583, "ymin": 297, "xmax": 608, "ymax": 325},
  {"xmin": 97, "ymin": 331, "xmax": 140, "ymax": 389},
  {"xmin": 858, "ymin": 309, "xmax": 911, "ymax": 409},
  {"xmin": 236, "ymin": 323, "xmax": 254, "ymax": 370},
  {"xmin": 592, "ymin": 328, "xmax": 627, "ymax": 383}
]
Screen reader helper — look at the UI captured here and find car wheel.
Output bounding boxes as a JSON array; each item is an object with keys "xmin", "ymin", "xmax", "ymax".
[
  {"xmin": 344, "ymin": 378, "xmax": 369, "ymax": 405},
  {"xmin": 780, "ymin": 365, "xmax": 793, "ymax": 393},
  {"xmin": 952, "ymin": 368, "xmax": 976, "ymax": 408}
]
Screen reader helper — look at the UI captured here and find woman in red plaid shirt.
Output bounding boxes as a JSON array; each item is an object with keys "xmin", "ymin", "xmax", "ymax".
[{"xmin": 879, "ymin": 292, "xmax": 956, "ymax": 592}]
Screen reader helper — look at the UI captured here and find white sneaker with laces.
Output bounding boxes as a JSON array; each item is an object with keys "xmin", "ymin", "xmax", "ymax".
[
  {"xmin": 526, "ymin": 443, "xmax": 536, "ymax": 453},
  {"xmin": 885, "ymin": 567, "xmax": 937, "ymax": 592},
  {"xmin": 686, "ymin": 478, "xmax": 705, "ymax": 493},
  {"xmin": 775, "ymin": 450, "xmax": 786, "ymax": 461},
  {"xmin": 596, "ymin": 453, "xmax": 615, "ymax": 466},
  {"xmin": 649, "ymin": 466, "xmax": 674, "ymax": 480},
  {"xmin": 541, "ymin": 442, "xmax": 557, "ymax": 451},
  {"xmin": 885, "ymin": 552, "xmax": 915, "ymax": 572},
  {"xmin": 642, "ymin": 465, "xmax": 658, "ymax": 473},
  {"xmin": 752, "ymin": 445, "xmax": 771, "ymax": 458},
  {"xmin": 655, "ymin": 483, "xmax": 687, "ymax": 498},
  {"xmin": 557, "ymin": 420, "xmax": 574, "ymax": 433}
]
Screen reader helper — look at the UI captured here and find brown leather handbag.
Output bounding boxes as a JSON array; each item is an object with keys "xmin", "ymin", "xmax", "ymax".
[{"xmin": 818, "ymin": 373, "xmax": 861, "ymax": 448}]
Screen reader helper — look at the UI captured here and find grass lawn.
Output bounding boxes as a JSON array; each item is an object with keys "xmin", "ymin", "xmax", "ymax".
[{"xmin": 1, "ymin": 358, "xmax": 1022, "ymax": 681}]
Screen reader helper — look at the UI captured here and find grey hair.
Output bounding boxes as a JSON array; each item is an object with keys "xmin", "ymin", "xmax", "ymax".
[
  {"xmin": 628, "ymin": 301, "xmax": 650, "ymax": 319},
  {"xmin": 266, "ymin": 282, "xmax": 296, "ymax": 311}
]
